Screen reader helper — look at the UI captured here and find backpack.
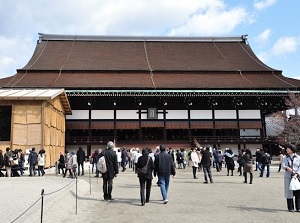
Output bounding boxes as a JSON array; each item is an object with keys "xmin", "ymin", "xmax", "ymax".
[{"xmin": 97, "ymin": 156, "xmax": 107, "ymax": 173}]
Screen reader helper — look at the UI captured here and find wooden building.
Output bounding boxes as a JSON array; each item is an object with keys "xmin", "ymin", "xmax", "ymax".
[
  {"xmin": 0, "ymin": 89, "xmax": 71, "ymax": 166},
  {"xmin": 1, "ymin": 33, "xmax": 300, "ymax": 155}
]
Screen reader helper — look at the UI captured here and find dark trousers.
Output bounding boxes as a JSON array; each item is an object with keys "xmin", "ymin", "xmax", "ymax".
[
  {"xmin": 192, "ymin": 166, "xmax": 197, "ymax": 178},
  {"xmin": 203, "ymin": 165, "xmax": 213, "ymax": 183},
  {"xmin": 38, "ymin": 166, "xmax": 45, "ymax": 176},
  {"xmin": 78, "ymin": 162, "xmax": 84, "ymax": 175},
  {"xmin": 139, "ymin": 177, "xmax": 152, "ymax": 204},
  {"xmin": 238, "ymin": 164, "xmax": 243, "ymax": 176},
  {"xmin": 103, "ymin": 178, "xmax": 113, "ymax": 199},
  {"xmin": 287, "ymin": 190, "xmax": 300, "ymax": 211},
  {"xmin": 58, "ymin": 165, "xmax": 65, "ymax": 175},
  {"xmin": 121, "ymin": 161, "xmax": 126, "ymax": 171},
  {"xmin": 63, "ymin": 169, "xmax": 73, "ymax": 178}
]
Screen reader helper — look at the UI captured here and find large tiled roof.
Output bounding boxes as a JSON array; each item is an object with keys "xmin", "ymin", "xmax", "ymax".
[{"xmin": 1, "ymin": 33, "xmax": 300, "ymax": 89}]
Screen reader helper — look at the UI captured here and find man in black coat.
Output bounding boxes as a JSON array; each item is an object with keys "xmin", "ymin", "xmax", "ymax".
[
  {"xmin": 201, "ymin": 146, "xmax": 213, "ymax": 184},
  {"xmin": 154, "ymin": 145, "xmax": 176, "ymax": 204},
  {"xmin": 99, "ymin": 141, "xmax": 119, "ymax": 201},
  {"xmin": 76, "ymin": 146, "xmax": 86, "ymax": 176}
]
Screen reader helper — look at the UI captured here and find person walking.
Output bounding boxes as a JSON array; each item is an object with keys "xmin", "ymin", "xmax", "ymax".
[
  {"xmin": 154, "ymin": 145, "xmax": 176, "ymax": 204},
  {"xmin": 201, "ymin": 146, "xmax": 213, "ymax": 183},
  {"xmin": 28, "ymin": 148, "xmax": 38, "ymax": 177},
  {"xmin": 0, "ymin": 150, "xmax": 4, "ymax": 177},
  {"xmin": 37, "ymin": 149, "xmax": 46, "ymax": 177},
  {"xmin": 137, "ymin": 148, "xmax": 154, "ymax": 206},
  {"xmin": 242, "ymin": 149, "xmax": 253, "ymax": 184},
  {"xmin": 93, "ymin": 149, "xmax": 101, "ymax": 177},
  {"xmin": 281, "ymin": 144, "xmax": 300, "ymax": 212},
  {"xmin": 260, "ymin": 148, "xmax": 271, "ymax": 177},
  {"xmin": 278, "ymin": 150, "xmax": 284, "ymax": 172},
  {"xmin": 190, "ymin": 148, "xmax": 200, "ymax": 179},
  {"xmin": 224, "ymin": 148, "xmax": 235, "ymax": 176},
  {"xmin": 58, "ymin": 151, "xmax": 65, "ymax": 175},
  {"xmin": 76, "ymin": 146, "xmax": 85, "ymax": 176},
  {"xmin": 99, "ymin": 141, "xmax": 119, "ymax": 201},
  {"xmin": 255, "ymin": 148, "xmax": 263, "ymax": 171},
  {"xmin": 71, "ymin": 151, "xmax": 78, "ymax": 178},
  {"xmin": 63, "ymin": 150, "xmax": 73, "ymax": 178},
  {"xmin": 18, "ymin": 149, "xmax": 25, "ymax": 176},
  {"xmin": 3, "ymin": 147, "xmax": 13, "ymax": 177},
  {"xmin": 121, "ymin": 147, "xmax": 127, "ymax": 172}
]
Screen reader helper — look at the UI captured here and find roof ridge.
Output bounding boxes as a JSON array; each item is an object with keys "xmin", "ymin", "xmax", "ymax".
[{"xmin": 38, "ymin": 33, "xmax": 248, "ymax": 43}]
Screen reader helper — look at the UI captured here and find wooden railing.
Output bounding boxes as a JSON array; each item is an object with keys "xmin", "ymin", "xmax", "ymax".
[
  {"xmin": 191, "ymin": 136, "xmax": 273, "ymax": 143},
  {"xmin": 66, "ymin": 136, "xmax": 116, "ymax": 144}
]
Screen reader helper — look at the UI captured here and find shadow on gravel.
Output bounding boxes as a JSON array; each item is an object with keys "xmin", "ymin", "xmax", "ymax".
[
  {"xmin": 228, "ymin": 205, "xmax": 287, "ymax": 213},
  {"xmin": 70, "ymin": 190, "xmax": 102, "ymax": 202},
  {"xmin": 118, "ymin": 184, "xmax": 140, "ymax": 188}
]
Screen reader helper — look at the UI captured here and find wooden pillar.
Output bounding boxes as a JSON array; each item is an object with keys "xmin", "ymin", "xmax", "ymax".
[{"xmin": 163, "ymin": 109, "xmax": 167, "ymax": 142}]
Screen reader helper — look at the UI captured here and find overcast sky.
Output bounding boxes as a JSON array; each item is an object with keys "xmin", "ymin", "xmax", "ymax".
[{"xmin": 0, "ymin": 0, "xmax": 300, "ymax": 79}]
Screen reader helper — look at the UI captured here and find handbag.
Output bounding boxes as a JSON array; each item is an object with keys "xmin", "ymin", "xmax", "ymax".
[
  {"xmin": 289, "ymin": 177, "xmax": 300, "ymax": 191},
  {"xmin": 138, "ymin": 157, "xmax": 150, "ymax": 176},
  {"xmin": 11, "ymin": 159, "xmax": 19, "ymax": 166}
]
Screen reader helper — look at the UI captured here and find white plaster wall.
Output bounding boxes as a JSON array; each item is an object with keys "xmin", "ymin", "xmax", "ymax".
[
  {"xmin": 239, "ymin": 110, "xmax": 261, "ymax": 119},
  {"xmin": 214, "ymin": 110, "xmax": 236, "ymax": 119},
  {"xmin": 66, "ymin": 110, "xmax": 89, "ymax": 119},
  {"xmin": 116, "ymin": 110, "xmax": 139, "ymax": 119},
  {"xmin": 166, "ymin": 110, "xmax": 188, "ymax": 119},
  {"xmin": 190, "ymin": 110, "xmax": 212, "ymax": 119},
  {"xmin": 91, "ymin": 110, "xmax": 114, "ymax": 119}
]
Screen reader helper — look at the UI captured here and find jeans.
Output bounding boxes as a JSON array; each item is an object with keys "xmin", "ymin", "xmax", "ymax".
[
  {"xmin": 260, "ymin": 164, "xmax": 270, "ymax": 177},
  {"xmin": 257, "ymin": 162, "xmax": 262, "ymax": 172},
  {"xmin": 158, "ymin": 175, "xmax": 170, "ymax": 201},
  {"xmin": 203, "ymin": 165, "xmax": 213, "ymax": 183},
  {"xmin": 29, "ymin": 164, "xmax": 36, "ymax": 176}
]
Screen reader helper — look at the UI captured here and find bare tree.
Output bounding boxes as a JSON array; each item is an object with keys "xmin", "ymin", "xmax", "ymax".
[{"xmin": 277, "ymin": 92, "xmax": 300, "ymax": 145}]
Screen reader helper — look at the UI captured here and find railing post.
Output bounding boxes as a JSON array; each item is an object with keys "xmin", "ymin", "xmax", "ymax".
[
  {"xmin": 89, "ymin": 165, "xmax": 91, "ymax": 194},
  {"xmin": 41, "ymin": 189, "xmax": 44, "ymax": 223},
  {"xmin": 76, "ymin": 175, "xmax": 78, "ymax": 215}
]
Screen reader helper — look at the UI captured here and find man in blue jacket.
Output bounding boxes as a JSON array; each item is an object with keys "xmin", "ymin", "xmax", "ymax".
[{"xmin": 154, "ymin": 145, "xmax": 176, "ymax": 204}]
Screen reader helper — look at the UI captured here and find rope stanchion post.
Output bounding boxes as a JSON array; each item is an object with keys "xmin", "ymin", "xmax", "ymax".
[
  {"xmin": 76, "ymin": 176, "xmax": 78, "ymax": 215},
  {"xmin": 89, "ymin": 165, "xmax": 91, "ymax": 194},
  {"xmin": 41, "ymin": 189, "xmax": 44, "ymax": 223}
]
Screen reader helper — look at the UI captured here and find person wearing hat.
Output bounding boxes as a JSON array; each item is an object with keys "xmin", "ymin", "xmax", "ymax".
[
  {"xmin": 99, "ymin": 141, "xmax": 119, "ymax": 201},
  {"xmin": 281, "ymin": 144, "xmax": 300, "ymax": 212}
]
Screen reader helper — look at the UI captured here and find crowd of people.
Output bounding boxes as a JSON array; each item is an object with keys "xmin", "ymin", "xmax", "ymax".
[{"xmin": 1, "ymin": 143, "xmax": 300, "ymax": 212}]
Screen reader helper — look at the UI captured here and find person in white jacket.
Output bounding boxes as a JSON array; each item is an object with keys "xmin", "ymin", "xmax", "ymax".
[
  {"xmin": 191, "ymin": 148, "xmax": 200, "ymax": 179},
  {"xmin": 37, "ymin": 149, "xmax": 46, "ymax": 177}
]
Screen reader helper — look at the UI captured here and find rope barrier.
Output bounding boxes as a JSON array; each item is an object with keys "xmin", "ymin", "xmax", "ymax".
[
  {"xmin": 10, "ymin": 197, "xmax": 42, "ymax": 223},
  {"xmin": 44, "ymin": 179, "xmax": 75, "ymax": 196},
  {"xmin": 10, "ymin": 179, "xmax": 75, "ymax": 223}
]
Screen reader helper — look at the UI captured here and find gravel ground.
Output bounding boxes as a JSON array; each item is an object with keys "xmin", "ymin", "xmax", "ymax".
[{"xmin": 0, "ymin": 162, "xmax": 297, "ymax": 223}]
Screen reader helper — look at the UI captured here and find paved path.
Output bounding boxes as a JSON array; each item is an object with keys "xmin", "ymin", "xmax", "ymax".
[{"xmin": 0, "ymin": 162, "xmax": 297, "ymax": 223}]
